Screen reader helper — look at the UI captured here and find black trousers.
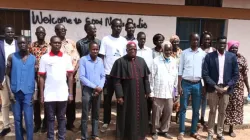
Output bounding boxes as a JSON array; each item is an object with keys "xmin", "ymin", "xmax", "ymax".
[
  {"xmin": 33, "ymin": 86, "xmax": 47, "ymax": 128},
  {"xmin": 66, "ymin": 82, "xmax": 76, "ymax": 128},
  {"xmin": 103, "ymin": 75, "xmax": 115, "ymax": 124},
  {"xmin": 45, "ymin": 101, "xmax": 67, "ymax": 140}
]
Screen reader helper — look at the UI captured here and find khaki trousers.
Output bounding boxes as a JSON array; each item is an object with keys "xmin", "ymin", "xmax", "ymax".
[
  {"xmin": 151, "ymin": 98, "xmax": 173, "ymax": 133},
  {"xmin": 207, "ymin": 91, "xmax": 229, "ymax": 136},
  {"xmin": 0, "ymin": 79, "xmax": 10, "ymax": 128}
]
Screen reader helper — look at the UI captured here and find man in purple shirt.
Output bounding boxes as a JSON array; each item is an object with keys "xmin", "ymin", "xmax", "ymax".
[{"xmin": 79, "ymin": 41, "xmax": 105, "ymax": 140}]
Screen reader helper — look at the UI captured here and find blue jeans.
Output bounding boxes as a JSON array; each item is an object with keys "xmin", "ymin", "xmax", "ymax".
[
  {"xmin": 81, "ymin": 87, "xmax": 100, "ymax": 140},
  {"xmin": 179, "ymin": 80, "xmax": 201, "ymax": 134},
  {"xmin": 12, "ymin": 91, "xmax": 33, "ymax": 140},
  {"xmin": 200, "ymin": 92, "xmax": 207, "ymax": 118},
  {"xmin": 45, "ymin": 101, "xmax": 67, "ymax": 140}
]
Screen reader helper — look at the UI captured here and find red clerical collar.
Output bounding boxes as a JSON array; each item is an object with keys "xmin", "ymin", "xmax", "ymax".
[{"xmin": 49, "ymin": 51, "xmax": 63, "ymax": 57}]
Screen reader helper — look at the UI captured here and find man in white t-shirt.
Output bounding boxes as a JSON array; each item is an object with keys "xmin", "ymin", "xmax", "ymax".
[
  {"xmin": 99, "ymin": 18, "xmax": 127, "ymax": 132},
  {"xmin": 39, "ymin": 36, "xmax": 74, "ymax": 139},
  {"xmin": 136, "ymin": 32, "xmax": 154, "ymax": 124}
]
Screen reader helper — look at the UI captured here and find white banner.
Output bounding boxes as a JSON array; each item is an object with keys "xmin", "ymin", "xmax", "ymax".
[{"xmin": 30, "ymin": 10, "xmax": 176, "ymax": 47}]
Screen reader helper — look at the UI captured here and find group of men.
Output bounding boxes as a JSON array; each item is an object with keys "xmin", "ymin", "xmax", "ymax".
[{"xmin": 0, "ymin": 17, "xmax": 240, "ymax": 140}]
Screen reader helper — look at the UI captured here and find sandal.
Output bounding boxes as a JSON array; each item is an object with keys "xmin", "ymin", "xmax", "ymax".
[{"xmin": 190, "ymin": 133, "xmax": 201, "ymax": 140}]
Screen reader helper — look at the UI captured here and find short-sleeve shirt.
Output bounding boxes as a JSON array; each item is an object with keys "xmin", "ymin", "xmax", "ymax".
[
  {"xmin": 38, "ymin": 51, "xmax": 74, "ymax": 102},
  {"xmin": 76, "ymin": 37, "xmax": 101, "ymax": 57},
  {"xmin": 29, "ymin": 41, "xmax": 50, "ymax": 65},
  {"xmin": 47, "ymin": 39, "xmax": 80, "ymax": 69},
  {"xmin": 99, "ymin": 35, "xmax": 127, "ymax": 75}
]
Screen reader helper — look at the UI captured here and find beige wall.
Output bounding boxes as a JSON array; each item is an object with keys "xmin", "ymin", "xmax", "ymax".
[
  {"xmin": 226, "ymin": 19, "xmax": 250, "ymax": 96},
  {"xmin": 98, "ymin": 0, "xmax": 185, "ymax": 5},
  {"xmin": 223, "ymin": 0, "xmax": 250, "ymax": 9}
]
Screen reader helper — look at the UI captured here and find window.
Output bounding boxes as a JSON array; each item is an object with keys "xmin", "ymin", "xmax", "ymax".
[
  {"xmin": 185, "ymin": 0, "xmax": 222, "ymax": 7},
  {"xmin": 176, "ymin": 18, "xmax": 225, "ymax": 50},
  {"xmin": 0, "ymin": 9, "xmax": 30, "ymax": 41}
]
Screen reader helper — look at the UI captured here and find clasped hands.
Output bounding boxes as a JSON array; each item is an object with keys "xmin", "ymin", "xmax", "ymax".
[
  {"xmin": 93, "ymin": 87, "xmax": 103, "ymax": 96},
  {"xmin": 214, "ymin": 85, "xmax": 229, "ymax": 96}
]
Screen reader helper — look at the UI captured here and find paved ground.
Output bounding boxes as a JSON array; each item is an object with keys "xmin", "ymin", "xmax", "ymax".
[{"xmin": 0, "ymin": 104, "xmax": 250, "ymax": 140}]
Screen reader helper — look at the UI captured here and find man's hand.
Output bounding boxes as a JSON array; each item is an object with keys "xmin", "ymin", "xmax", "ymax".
[
  {"xmin": 30, "ymin": 96, "xmax": 35, "ymax": 105},
  {"xmin": 9, "ymin": 92, "xmax": 15, "ymax": 103},
  {"xmin": 94, "ymin": 87, "xmax": 103, "ymax": 93},
  {"xmin": 68, "ymin": 95, "xmax": 73, "ymax": 103},
  {"xmin": 202, "ymin": 86, "xmax": 206, "ymax": 96},
  {"xmin": 117, "ymin": 98, "xmax": 124, "ymax": 105},
  {"xmin": 0, "ymin": 83, "xmax": 3, "ymax": 90},
  {"xmin": 178, "ymin": 85, "xmax": 183, "ymax": 96},
  {"xmin": 40, "ymin": 96, "xmax": 44, "ymax": 104},
  {"xmin": 214, "ymin": 85, "xmax": 224, "ymax": 94}
]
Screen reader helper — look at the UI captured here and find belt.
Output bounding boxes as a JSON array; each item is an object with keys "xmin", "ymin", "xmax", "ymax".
[{"xmin": 182, "ymin": 79, "xmax": 201, "ymax": 84}]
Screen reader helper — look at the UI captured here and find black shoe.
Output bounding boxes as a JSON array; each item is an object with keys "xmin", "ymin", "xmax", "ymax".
[
  {"xmin": 0, "ymin": 128, "xmax": 11, "ymax": 136},
  {"xmin": 66, "ymin": 126, "xmax": 78, "ymax": 132},
  {"xmin": 216, "ymin": 135, "xmax": 225, "ymax": 140},
  {"xmin": 41, "ymin": 126, "xmax": 47, "ymax": 133},
  {"xmin": 34, "ymin": 126, "xmax": 40, "ymax": 133}
]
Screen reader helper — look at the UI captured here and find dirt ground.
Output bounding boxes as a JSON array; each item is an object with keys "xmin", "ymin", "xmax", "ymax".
[{"xmin": 1, "ymin": 107, "xmax": 250, "ymax": 140}]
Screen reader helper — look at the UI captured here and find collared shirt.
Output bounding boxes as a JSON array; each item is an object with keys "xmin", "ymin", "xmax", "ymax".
[
  {"xmin": 29, "ymin": 41, "xmax": 50, "ymax": 65},
  {"xmin": 150, "ymin": 56, "xmax": 178, "ymax": 99},
  {"xmin": 79, "ymin": 54, "xmax": 105, "ymax": 89},
  {"xmin": 124, "ymin": 35, "xmax": 136, "ymax": 41},
  {"xmin": 60, "ymin": 39, "xmax": 80, "ymax": 69},
  {"xmin": 218, "ymin": 51, "xmax": 225, "ymax": 84},
  {"xmin": 171, "ymin": 47, "xmax": 182, "ymax": 67},
  {"xmin": 38, "ymin": 51, "xmax": 74, "ymax": 102},
  {"xmin": 178, "ymin": 48, "xmax": 206, "ymax": 81},
  {"xmin": 4, "ymin": 40, "xmax": 16, "ymax": 65},
  {"xmin": 152, "ymin": 47, "xmax": 163, "ymax": 59},
  {"xmin": 99, "ymin": 35, "xmax": 127, "ymax": 75},
  {"xmin": 76, "ymin": 37, "xmax": 101, "ymax": 57},
  {"xmin": 136, "ymin": 45, "xmax": 153, "ymax": 68}
]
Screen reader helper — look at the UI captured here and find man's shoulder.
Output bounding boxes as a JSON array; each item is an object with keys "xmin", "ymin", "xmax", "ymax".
[
  {"xmin": 40, "ymin": 53, "xmax": 49, "ymax": 60},
  {"xmin": 66, "ymin": 38, "xmax": 76, "ymax": 45}
]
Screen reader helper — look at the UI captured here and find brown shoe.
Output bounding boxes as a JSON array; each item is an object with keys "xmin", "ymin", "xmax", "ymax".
[{"xmin": 177, "ymin": 134, "xmax": 184, "ymax": 140}]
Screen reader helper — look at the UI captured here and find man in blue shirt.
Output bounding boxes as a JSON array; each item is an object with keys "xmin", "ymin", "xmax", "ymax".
[
  {"xmin": 79, "ymin": 41, "xmax": 105, "ymax": 140},
  {"xmin": 177, "ymin": 33, "xmax": 206, "ymax": 140},
  {"xmin": 6, "ymin": 36, "xmax": 36, "ymax": 140}
]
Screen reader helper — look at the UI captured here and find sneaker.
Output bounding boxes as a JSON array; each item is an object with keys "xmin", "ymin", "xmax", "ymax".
[
  {"xmin": 152, "ymin": 133, "xmax": 158, "ymax": 140},
  {"xmin": 100, "ymin": 124, "xmax": 109, "ymax": 133},
  {"xmin": 163, "ymin": 133, "xmax": 173, "ymax": 139},
  {"xmin": 177, "ymin": 133, "xmax": 184, "ymax": 140}
]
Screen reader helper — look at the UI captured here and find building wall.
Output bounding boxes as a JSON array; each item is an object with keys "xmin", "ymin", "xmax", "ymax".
[
  {"xmin": 223, "ymin": 0, "xmax": 250, "ymax": 9},
  {"xmin": 226, "ymin": 19, "xmax": 250, "ymax": 96},
  {"xmin": 1, "ymin": 0, "xmax": 250, "ymax": 20},
  {"xmin": 98, "ymin": 0, "xmax": 185, "ymax": 5}
]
